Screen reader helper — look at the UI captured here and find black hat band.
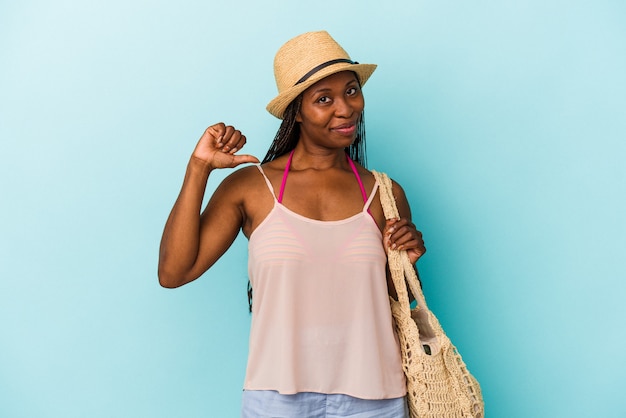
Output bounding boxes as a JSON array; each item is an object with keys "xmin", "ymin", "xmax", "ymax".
[{"xmin": 295, "ymin": 59, "xmax": 358, "ymax": 85}]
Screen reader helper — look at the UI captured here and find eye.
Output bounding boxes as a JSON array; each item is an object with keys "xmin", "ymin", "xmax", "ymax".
[
  {"xmin": 317, "ymin": 96, "xmax": 331, "ymax": 104},
  {"xmin": 346, "ymin": 87, "xmax": 358, "ymax": 96}
]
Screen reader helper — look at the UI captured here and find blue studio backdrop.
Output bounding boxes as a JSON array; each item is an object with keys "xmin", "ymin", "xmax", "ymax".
[{"xmin": 1, "ymin": 1, "xmax": 625, "ymax": 417}]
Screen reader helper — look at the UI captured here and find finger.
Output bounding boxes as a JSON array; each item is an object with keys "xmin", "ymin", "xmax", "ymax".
[
  {"xmin": 388, "ymin": 223, "xmax": 416, "ymax": 242},
  {"xmin": 395, "ymin": 218, "xmax": 415, "ymax": 229},
  {"xmin": 386, "ymin": 218, "xmax": 414, "ymax": 233},
  {"xmin": 407, "ymin": 247, "xmax": 426, "ymax": 264},
  {"xmin": 384, "ymin": 218, "xmax": 400, "ymax": 236},
  {"xmin": 390, "ymin": 228, "xmax": 423, "ymax": 250},
  {"xmin": 218, "ymin": 126, "xmax": 236, "ymax": 149},
  {"xmin": 383, "ymin": 219, "xmax": 399, "ymax": 248},
  {"xmin": 228, "ymin": 134, "xmax": 248, "ymax": 154},
  {"xmin": 395, "ymin": 238, "xmax": 422, "ymax": 251},
  {"xmin": 205, "ymin": 123, "xmax": 226, "ymax": 144},
  {"xmin": 383, "ymin": 218, "xmax": 397, "ymax": 234},
  {"xmin": 390, "ymin": 235, "xmax": 414, "ymax": 250},
  {"xmin": 385, "ymin": 218, "xmax": 399, "ymax": 226},
  {"xmin": 231, "ymin": 154, "xmax": 260, "ymax": 166},
  {"xmin": 221, "ymin": 129, "xmax": 243, "ymax": 153}
]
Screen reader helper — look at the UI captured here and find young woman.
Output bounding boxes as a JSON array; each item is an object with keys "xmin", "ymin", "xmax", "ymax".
[{"xmin": 158, "ymin": 31, "xmax": 425, "ymax": 417}]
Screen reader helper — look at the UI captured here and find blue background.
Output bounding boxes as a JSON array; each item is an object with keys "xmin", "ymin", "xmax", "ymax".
[{"xmin": 1, "ymin": 1, "xmax": 625, "ymax": 417}]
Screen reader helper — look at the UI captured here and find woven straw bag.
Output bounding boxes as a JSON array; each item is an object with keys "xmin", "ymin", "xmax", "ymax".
[{"xmin": 373, "ymin": 171, "xmax": 484, "ymax": 418}]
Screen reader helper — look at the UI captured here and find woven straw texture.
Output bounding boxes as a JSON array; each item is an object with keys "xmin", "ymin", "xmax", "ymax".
[
  {"xmin": 373, "ymin": 171, "xmax": 484, "ymax": 418},
  {"xmin": 266, "ymin": 31, "xmax": 377, "ymax": 119}
]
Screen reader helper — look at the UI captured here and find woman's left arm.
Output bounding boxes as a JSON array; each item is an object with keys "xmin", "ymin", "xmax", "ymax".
[
  {"xmin": 382, "ymin": 180, "xmax": 426, "ymax": 298},
  {"xmin": 383, "ymin": 180, "xmax": 426, "ymax": 264}
]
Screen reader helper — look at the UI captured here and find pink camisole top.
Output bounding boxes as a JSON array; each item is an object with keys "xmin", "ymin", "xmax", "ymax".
[{"xmin": 244, "ymin": 153, "xmax": 406, "ymax": 399}]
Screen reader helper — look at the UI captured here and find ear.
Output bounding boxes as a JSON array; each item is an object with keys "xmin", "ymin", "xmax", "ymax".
[{"xmin": 295, "ymin": 109, "xmax": 302, "ymax": 123}]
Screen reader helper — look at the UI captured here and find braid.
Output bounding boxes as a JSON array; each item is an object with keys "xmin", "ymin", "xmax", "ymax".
[
  {"xmin": 346, "ymin": 113, "xmax": 367, "ymax": 167},
  {"xmin": 249, "ymin": 83, "xmax": 369, "ymax": 312},
  {"xmin": 261, "ymin": 95, "xmax": 302, "ymax": 164},
  {"xmin": 262, "ymin": 75, "xmax": 368, "ymax": 167}
]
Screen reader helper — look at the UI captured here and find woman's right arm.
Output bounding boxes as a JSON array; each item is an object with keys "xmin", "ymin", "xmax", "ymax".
[{"xmin": 158, "ymin": 123, "xmax": 259, "ymax": 288}]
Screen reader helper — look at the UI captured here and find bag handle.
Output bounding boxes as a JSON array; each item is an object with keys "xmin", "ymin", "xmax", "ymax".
[{"xmin": 372, "ymin": 171, "xmax": 429, "ymax": 312}]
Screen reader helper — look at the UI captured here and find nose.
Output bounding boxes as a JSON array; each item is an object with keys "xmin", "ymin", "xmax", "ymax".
[{"xmin": 334, "ymin": 97, "xmax": 354, "ymax": 118}]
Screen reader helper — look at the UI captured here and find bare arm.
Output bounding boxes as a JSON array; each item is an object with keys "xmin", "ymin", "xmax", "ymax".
[
  {"xmin": 384, "ymin": 180, "xmax": 426, "ymax": 265},
  {"xmin": 382, "ymin": 180, "xmax": 426, "ymax": 298},
  {"xmin": 158, "ymin": 123, "xmax": 259, "ymax": 288}
]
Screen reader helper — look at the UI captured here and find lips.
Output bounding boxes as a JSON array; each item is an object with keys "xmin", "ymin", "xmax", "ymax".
[{"xmin": 331, "ymin": 122, "xmax": 357, "ymax": 136}]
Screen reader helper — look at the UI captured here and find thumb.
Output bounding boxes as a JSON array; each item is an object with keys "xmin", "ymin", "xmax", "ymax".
[
  {"xmin": 384, "ymin": 218, "xmax": 399, "ymax": 232},
  {"xmin": 383, "ymin": 219, "xmax": 395, "ymax": 247},
  {"xmin": 232, "ymin": 154, "xmax": 260, "ymax": 166}
]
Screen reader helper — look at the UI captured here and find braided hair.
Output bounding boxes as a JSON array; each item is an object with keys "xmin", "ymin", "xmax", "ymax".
[
  {"xmin": 248, "ymin": 79, "xmax": 369, "ymax": 312},
  {"xmin": 261, "ymin": 82, "xmax": 368, "ymax": 166}
]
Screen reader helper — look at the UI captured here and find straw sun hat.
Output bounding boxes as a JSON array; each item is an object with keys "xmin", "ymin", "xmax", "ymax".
[{"xmin": 266, "ymin": 31, "xmax": 377, "ymax": 119}]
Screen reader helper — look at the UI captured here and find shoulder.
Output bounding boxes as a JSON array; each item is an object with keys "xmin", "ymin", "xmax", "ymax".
[
  {"xmin": 358, "ymin": 165, "xmax": 406, "ymax": 195},
  {"xmin": 212, "ymin": 164, "xmax": 266, "ymax": 202},
  {"xmin": 261, "ymin": 154, "xmax": 290, "ymax": 172},
  {"xmin": 390, "ymin": 177, "xmax": 408, "ymax": 201},
  {"xmin": 222, "ymin": 164, "xmax": 262, "ymax": 184},
  {"xmin": 351, "ymin": 161, "xmax": 377, "ymax": 189},
  {"xmin": 369, "ymin": 167, "xmax": 407, "ymax": 198},
  {"xmin": 385, "ymin": 175, "xmax": 412, "ymax": 218},
  {"xmin": 216, "ymin": 155, "xmax": 290, "ymax": 200},
  {"xmin": 367, "ymin": 167, "xmax": 413, "ymax": 218},
  {"xmin": 224, "ymin": 164, "xmax": 261, "ymax": 183}
]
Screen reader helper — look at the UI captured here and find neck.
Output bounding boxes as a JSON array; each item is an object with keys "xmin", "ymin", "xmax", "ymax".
[{"xmin": 290, "ymin": 145, "xmax": 349, "ymax": 171}]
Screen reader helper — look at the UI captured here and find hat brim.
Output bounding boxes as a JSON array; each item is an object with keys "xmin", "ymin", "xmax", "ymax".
[{"xmin": 266, "ymin": 63, "xmax": 377, "ymax": 119}]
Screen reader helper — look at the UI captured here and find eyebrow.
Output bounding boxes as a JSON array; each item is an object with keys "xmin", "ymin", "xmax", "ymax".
[{"xmin": 310, "ymin": 79, "xmax": 359, "ymax": 95}]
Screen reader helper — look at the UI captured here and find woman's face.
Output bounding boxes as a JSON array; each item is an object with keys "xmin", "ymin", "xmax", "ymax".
[{"xmin": 296, "ymin": 71, "xmax": 364, "ymax": 149}]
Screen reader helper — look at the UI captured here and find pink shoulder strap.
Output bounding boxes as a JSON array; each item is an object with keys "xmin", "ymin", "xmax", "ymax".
[
  {"xmin": 278, "ymin": 151, "xmax": 371, "ymax": 210},
  {"xmin": 255, "ymin": 164, "xmax": 277, "ymax": 201},
  {"xmin": 346, "ymin": 156, "xmax": 368, "ymax": 204},
  {"xmin": 277, "ymin": 150, "xmax": 295, "ymax": 203}
]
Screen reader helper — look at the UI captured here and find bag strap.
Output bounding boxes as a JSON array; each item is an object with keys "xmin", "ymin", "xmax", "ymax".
[{"xmin": 372, "ymin": 171, "xmax": 428, "ymax": 312}]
